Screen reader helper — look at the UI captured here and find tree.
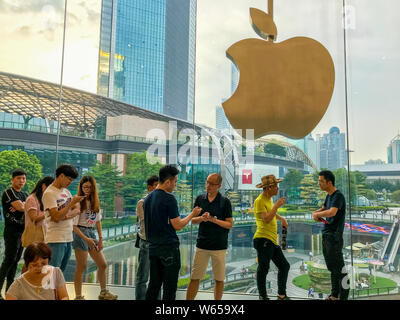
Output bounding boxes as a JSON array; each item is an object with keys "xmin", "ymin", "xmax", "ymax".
[
  {"xmin": 0, "ymin": 150, "xmax": 43, "ymax": 193},
  {"xmin": 226, "ymin": 190, "xmax": 241, "ymax": 210},
  {"xmin": 365, "ymin": 189, "xmax": 377, "ymax": 201},
  {"xmin": 264, "ymin": 143, "xmax": 286, "ymax": 157},
  {"xmin": 367, "ymin": 179, "xmax": 396, "ymax": 193},
  {"xmin": 174, "ymin": 179, "xmax": 193, "ymax": 214},
  {"xmin": 121, "ymin": 151, "xmax": 163, "ymax": 212},
  {"xmin": 299, "ymin": 174, "xmax": 324, "ymax": 206},
  {"xmin": 280, "ymin": 169, "xmax": 304, "ymax": 202},
  {"xmin": 87, "ymin": 161, "xmax": 122, "ymax": 216},
  {"xmin": 391, "ymin": 190, "xmax": 400, "ymax": 203},
  {"xmin": 334, "ymin": 168, "xmax": 357, "ymax": 205}
]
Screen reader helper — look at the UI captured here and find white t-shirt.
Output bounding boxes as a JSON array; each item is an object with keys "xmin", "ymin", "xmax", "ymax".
[
  {"xmin": 42, "ymin": 184, "xmax": 74, "ymax": 243},
  {"xmin": 73, "ymin": 200, "xmax": 101, "ymax": 228}
]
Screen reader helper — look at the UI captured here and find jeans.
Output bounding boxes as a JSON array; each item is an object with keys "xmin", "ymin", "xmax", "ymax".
[
  {"xmin": 322, "ymin": 232, "xmax": 349, "ymax": 300},
  {"xmin": 0, "ymin": 227, "xmax": 24, "ymax": 293},
  {"xmin": 48, "ymin": 242, "xmax": 72, "ymax": 273},
  {"xmin": 253, "ymin": 238, "xmax": 290, "ymax": 297},
  {"xmin": 135, "ymin": 238, "xmax": 150, "ymax": 300},
  {"xmin": 145, "ymin": 245, "xmax": 181, "ymax": 300}
]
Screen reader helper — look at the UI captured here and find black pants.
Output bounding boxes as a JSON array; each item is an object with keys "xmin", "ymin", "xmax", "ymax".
[
  {"xmin": 145, "ymin": 245, "xmax": 181, "ymax": 300},
  {"xmin": 253, "ymin": 238, "xmax": 290, "ymax": 297},
  {"xmin": 322, "ymin": 232, "xmax": 349, "ymax": 300},
  {"xmin": 0, "ymin": 227, "xmax": 24, "ymax": 293}
]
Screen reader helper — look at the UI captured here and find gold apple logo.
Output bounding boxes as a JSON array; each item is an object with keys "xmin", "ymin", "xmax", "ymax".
[{"xmin": 222, "ymin": 8, "xmax": 335, "ymax": 139}]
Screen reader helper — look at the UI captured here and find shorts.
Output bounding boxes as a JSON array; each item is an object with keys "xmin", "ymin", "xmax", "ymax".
[
  {"xmin": 191, "ymin": 247, "xmax": 227, "ymax": 282},
  {"xmin": 72, "ymin": 226, "xmax": 97, "ymax": 251}
]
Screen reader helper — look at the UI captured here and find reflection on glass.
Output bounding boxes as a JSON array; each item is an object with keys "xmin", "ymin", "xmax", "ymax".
[{"xmin": 0, "ymin": 0, "xmax": 400, "ymax": 301}]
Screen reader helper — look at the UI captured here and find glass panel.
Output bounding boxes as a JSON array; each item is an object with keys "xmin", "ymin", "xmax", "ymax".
[
  {"xmin": 0, "ymin": 1, "xmax": 63, "ymax": 284},
  {"xmin": 347, "ymin": 0, "xmax": 400, "ymax": 299},
  {"xmin": 195, "ymin": 0, "xmax": 349, "ymax": 299}
]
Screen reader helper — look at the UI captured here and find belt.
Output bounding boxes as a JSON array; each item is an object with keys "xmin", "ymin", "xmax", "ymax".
[{"xmin": 77, "ymin": 225, "xmax": 94, "ymax": 229}]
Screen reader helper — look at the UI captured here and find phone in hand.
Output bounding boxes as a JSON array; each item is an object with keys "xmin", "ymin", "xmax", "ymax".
[{"xmin": 319, "ymin": 217, "xmax": 328, "ymax": 224}]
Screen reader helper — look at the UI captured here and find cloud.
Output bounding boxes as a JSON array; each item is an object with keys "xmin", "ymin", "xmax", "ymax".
[{"xmin": 1, "ymin": 0, "xmax": 64, "ymax": 13}]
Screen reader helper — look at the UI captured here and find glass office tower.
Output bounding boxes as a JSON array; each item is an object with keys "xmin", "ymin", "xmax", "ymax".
[{"xmin": 97, "ymin": 0, "xmax": 196, "ymax": 122}]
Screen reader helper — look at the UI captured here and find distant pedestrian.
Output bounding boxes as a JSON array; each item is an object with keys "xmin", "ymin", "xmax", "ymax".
[{"xmin": 0, "ymin": 169, "xmax": 28, "ymax": 299}]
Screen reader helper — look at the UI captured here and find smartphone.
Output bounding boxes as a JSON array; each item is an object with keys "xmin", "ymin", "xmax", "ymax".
[{"xmin": 319, "ymin": 217, "xmax": 328, "ymax": 225}]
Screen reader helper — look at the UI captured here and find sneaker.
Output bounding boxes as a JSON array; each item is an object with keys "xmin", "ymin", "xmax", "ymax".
[
  {"xmin": 277, "ymin": 295, "xmax": 291, "ymax": 300},
  {"xmin": 98, "ymin": 289, "xmax": 118, "ymax": 300},
  {"xmin": 259, "ymin": 295, "xmax": 270, "ymax": 300},
  {"xmin": 74, "ymin": 295, "xmax": 86, "ymax": 300},
  {"xmin": 325, "ymin": 295, "xmax": 339, "ymax": 300}
]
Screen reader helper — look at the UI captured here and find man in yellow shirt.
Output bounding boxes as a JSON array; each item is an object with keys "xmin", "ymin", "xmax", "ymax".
[{"xmin": 253, "ymin": 174, "xmax": 290, "ymax": 300}]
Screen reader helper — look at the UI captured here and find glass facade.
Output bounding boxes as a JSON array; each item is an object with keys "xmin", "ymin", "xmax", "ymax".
[
  {"xmin": 97, "ymin": 0, "xmax": 195, "ymax": 121},
  {"xmin": 1, "ymin": 0, "xmax": 400, "ymax": 302}
]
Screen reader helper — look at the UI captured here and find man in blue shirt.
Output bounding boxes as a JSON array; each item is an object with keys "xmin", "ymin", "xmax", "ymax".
[
  {"xmin": 144, "ymin": 165, "xmax": 202, "ymax": 300},
  {"xmin": 312, "ymin": 170, "xmax": 349, "ymax": 300}
]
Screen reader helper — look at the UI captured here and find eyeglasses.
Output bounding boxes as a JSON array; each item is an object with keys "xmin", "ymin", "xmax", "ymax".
[{"xmin": 206, "ymin": 181, "xmax": 219, "ymax": 186}]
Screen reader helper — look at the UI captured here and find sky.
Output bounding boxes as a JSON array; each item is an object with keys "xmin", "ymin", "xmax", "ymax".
[{"xmin": 0, "ymin": 0, "xmax": 399, "ymax": 165}]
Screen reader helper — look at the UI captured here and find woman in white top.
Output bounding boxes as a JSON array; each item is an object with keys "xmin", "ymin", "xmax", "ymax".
[
  {"xmin": 72, "ymin": 176, "xmax": 117, "ymax": 300},
  {"xmin": 6, "ymin": 242, "xmax": 69, "ymax": 300},
  {"xmin": 23, "ymin": 176, "xmax": 55, "ymax": 246}
]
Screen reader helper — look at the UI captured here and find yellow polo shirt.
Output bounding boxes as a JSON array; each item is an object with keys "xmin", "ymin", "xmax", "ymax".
[{"xmin": 253, "ymin": 193, "xmax": 278, "ymax": 245}]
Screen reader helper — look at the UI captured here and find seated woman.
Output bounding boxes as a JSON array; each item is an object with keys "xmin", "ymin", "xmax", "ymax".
[{"xmin": 6, "ymin": 242, "xmax": 69, "ymax": 300}]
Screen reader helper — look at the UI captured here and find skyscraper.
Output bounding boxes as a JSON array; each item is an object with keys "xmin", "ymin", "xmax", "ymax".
[
  {"xmin": 97, "ymin": 0, "xmax": 196, "ymax": 122},
  {"xmin": 387, "ymin": 134, "xmax": 400, "ymax": 164},
  {"xmin": 318, "ymin": 126, "xmax": 347, "ymax": 170}
]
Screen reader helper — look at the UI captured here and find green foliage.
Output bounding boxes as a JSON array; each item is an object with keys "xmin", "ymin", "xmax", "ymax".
[
  {"xmin": 175, "ymin": 179, "xmax": 193, "ymax": 214},
  {"xmin": 226, "ymin": 190, "xmax": 241, "ymax": 208},
  {"xmin": 391, "ymin": 190, "xmax": 400, "ymax": 203},
  {"xmin": 281, "ymin": 169, "xmax": 304, "ymax": 201},
  {"xmin": 121, "ymin": 151, "xmax": 163, "ymax": 212},
  {"xmin": 300, "ymin": 174, "xmax": 324, "ymax": 206},
  {"xmin": 0, "ymin": 150, "xmax": 43, "ymax": 193},
  {"xmin": 263, "ymin": 142, "xmax": 286, "ymax": 157},
  {"xmin": 87, "ymin": 161, "xmax": 122, "ymax": 215}
]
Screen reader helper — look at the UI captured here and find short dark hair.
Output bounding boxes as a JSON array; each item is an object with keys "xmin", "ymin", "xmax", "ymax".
[
  {"xmin": 159, "ymin": 165, "xmax": 179, "ymax": 183},
  {"xmin": 147, "ymin": 175, "xmax": 159, "ymax": 186},
  {"xmin": 23, "ymin": 242, "xmax": 52, "ymax": 268},
  {"xmin": 319, "ymin": 170, "xmax": 335, "ymax": 186},
  {"xmin": 12, "ymin": 168, "xmax": 26, "ymax": 178},
  {"xmin": 55, "ymin": 164, "xmax": 78, "ymax": 179}
]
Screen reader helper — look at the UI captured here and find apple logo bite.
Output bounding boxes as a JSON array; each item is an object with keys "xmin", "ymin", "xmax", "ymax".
[{"xmin": 222, "ymin": 7, "xmax": 335, "ymax": 139}]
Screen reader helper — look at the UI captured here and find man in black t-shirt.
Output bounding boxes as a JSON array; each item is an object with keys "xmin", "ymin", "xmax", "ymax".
[
  {"xmin": 0, "ymin": 168, "xmax": 28, "ymax": 298},
  {"xmin": 312, "ymin": 170, "xmax": 349, "ymax": 300},
  {"xmin": 186, "ymin": 173, "xmax": 233, "ymax": 300},
  {"xmin": 144, "ymin": 165, "xmax": 201, "ymax": 300}
]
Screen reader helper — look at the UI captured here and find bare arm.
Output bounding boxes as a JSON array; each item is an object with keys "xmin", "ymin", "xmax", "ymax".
[
  {"xmin": 170, "ymin": 206, "xmax": 202, "ymax": 231},
  {"xmin": 260, "ymin": 198, "xmax": 286, "ymax": 224},
  {"xmin": 209, "ymin": 216, "xmax": 233, "ymax": 229},
  {"xmin": 57, "ymin": 284, "xmax": 69, "ymax": 300},
  {"xmin": 73, "ymin": 225, "xmax": 97, "ymax": 250},
  {"xmin": 48, "ymin": 196, "xmax": 85, "ymax": 222},
  {"xmin": 27, "ymin": 208, "xmax": 45, "ymax": 223},
  {"xmin": 11, "ymin": 200, "xmax": 24, "ymax": 212}
]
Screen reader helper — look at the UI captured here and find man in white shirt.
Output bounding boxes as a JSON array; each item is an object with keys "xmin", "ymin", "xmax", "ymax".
[{"xmin": 42, "ymin": 164, "xmax": 85, "ymax": 273}]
